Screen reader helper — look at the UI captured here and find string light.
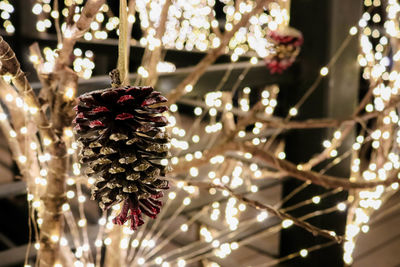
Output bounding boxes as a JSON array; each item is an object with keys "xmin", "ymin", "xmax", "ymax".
[
  {"xmin": 5, "ymin": 1, "xmax": 395, "ymax": 266},
  {"xmin": 320, "ymin": 66, "xmax": 329, "ymax": 76}
]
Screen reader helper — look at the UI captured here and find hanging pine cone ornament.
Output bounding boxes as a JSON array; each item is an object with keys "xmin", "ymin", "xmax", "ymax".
[
  {"xmin": 74, "ymin": 85, "xmax": 170, "ymax": 230},
  {"xmin": 264, "ymin": 27, "xmax": 303, "ymax": 74}
]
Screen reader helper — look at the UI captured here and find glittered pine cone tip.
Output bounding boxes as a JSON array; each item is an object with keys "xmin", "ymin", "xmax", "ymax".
[
  {"xmin": 74, "ymin": 85, "xmax": 171, "ymax": 230},
  {"xmin": 265, "ymin": 26, "xmax": 304, "ymax": 74}
]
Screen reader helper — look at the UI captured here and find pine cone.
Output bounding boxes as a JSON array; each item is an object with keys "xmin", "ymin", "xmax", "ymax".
[
  {"xmin": 265, "ymin": 27, "xmax": 303, "ymax": 74},
  {"xmin": 74, "ymin": 86, "xmax": 170, "ymax": 230}
]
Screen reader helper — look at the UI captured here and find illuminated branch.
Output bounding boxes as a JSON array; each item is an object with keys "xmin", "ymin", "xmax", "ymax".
[
  {"xmin": 143, "ymin": 0, "xmax": 172, "ymax": 87},
  {"xmin": 0, "ymin": 1, "xmax": 105, "ymax": 266},
  {"xmin": 171, "ymin": 140, "xmax": 398, "ymax": 189},
  {"xmin": 219, "ymin": 185, "xmax": 342, "ymax": 243},
  {"xmin": 29, "ymin": 43, "xmax": 57, "ymax": 109},
  {"xmin": 38, "ymin": 3, "xmax": 103, "ymax": 265},
  {"xmin": 0, "ymin": 37, "xmax": 56, "ymax": 142},
  {"xmin": 171, "ymin": 95, "xmax": 396, "ymax": 190},
  {"xmin": 157, "ymin": 186, "xmax": 343, "ymax": 265},
  {"xmin": 303, "ymin": 80, "xmax": 380, "ymax": 169},
  {"xmin": 242, "ymin": 143, "xmax": 398, "ymax": 189},
  {"xmin": 166, "ymin": 0, "xmax": 270, "ymax": 104},
  {"xmin": 56, "ymin": 0, "xmax": 105, "ymax": 68},
  {"xmin": 0, "ymin": 36, "xmax": 66, "ymax": 267},
  {"xmin": 126, "ymin": 0, "xmax": 137, "ymax": 61},
  {"xmin": 0, "ymin": 78, "xmax": 43, "ymax": 203},
  {"xmin": 209, "ymin": 7, "xmax": 222, "ymax": 39},
  {"xmin": 231, "ymin": 95, "xmax": 400, "ymax": 132}
]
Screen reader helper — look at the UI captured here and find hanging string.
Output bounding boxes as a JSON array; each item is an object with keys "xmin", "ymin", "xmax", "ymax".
[
  {"xmin": 283, "ymin": 0, "xmax": 291, "ymax": 26},
  {"xmin": 117, "ymin": 0, "xmax": 129, "ymax": 87}
]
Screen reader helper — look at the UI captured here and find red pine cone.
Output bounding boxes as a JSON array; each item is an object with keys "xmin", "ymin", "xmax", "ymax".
[
  {"xmin": 74, "ymin": 86, "xmax": 170, "ymax": 230},
  {"xmin": 265, "ymin": 27, "xmax": 303, "ymax": 74}
]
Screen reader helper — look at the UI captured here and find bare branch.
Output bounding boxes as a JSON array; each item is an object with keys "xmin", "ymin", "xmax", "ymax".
[
  {"xmin": 143, "ymin": 0, "xmax": 172, "ymax": 87},
  {"xmin": 0, "ymin": 37, "xmax": 57, "ymax": 142},
  {"xmin": 166, "ymin": 0, "xmax": 270, "ymax": 104},
  {"xmin": 240, "ymin": 143, "xmax": 399, "ymax": 189},
  {"xmin": 56, "ymin": 0, "xmax": 105, "ymax": 68},
  {"xmin": 29, "ymin": 43, "xmax": 57, "ymax": 109},
  {"xmin": 171, "ymin": 139, "xmax": 398, "ymax": 189},
  {"xmin": 236, "ymin": 96, "xmax": 400, "ymax": 131},
  {"xmin": 211, "ymin": 183, "xmax": 342, "ymax": 243}
]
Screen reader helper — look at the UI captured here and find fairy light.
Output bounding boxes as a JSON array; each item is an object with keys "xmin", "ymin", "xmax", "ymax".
[
  {"xmin": 51, "ymin": 235, "xmax": 59, "ymax": 242},
  {"xmin": 168, "ymin": 192, "xmax": 176, "ymax": 200},
  {"xmin": 250, "ymin": 185, "xmax": 258, "ymax": 193},
  {"xmin": 9, "ymin": 129, "xmax": 16, "ymax": 138},
  {"xmin": 289, "ymin": 107, "xmax": 298, "ymax": 116},
  {"xmin": 43, "ymin": 137, "xmax": 51, "ymax": 146},
  {"xmin": 64, "ymin": 128, "xmax": 73, "ymax": 137},
  {"xmin": 177, "ymin": 259, "xmax": 186, "ymax": 267},
  {"xmin": 342, "ymin": 1, "xmax": 400, "ymax": 263},
  {"xmin": 138, "ymin": 258, "xmax": 145, "ymax": 265},
  {"xmin": 180, "ymin": 224, "xmax": 188, "ymax": 232},
  {"xmin": 73, "ymin": 49, "xmax": 95, "ymax": 79},
  {"xmin": 183, "ymin": 197, "xmax": 191, "ymax": 206},
  {"xmin": 257, "ymin": 211, "xmax": 268, "ymax": 222},
  {"xmin": 32, "ymin": 200, "xmax": 41, "ymax": 208},
  {"xmin": 16, "ymin": 1, "xmax": 400, "ymax": 266},
  {"xmin": 300, "ymin": 249, "xmax": 308, "ymax": 257},
  {"xmin": 18, "ymin": 155, "xmax": 27, "ymax": 164},
  {"xmin": 194, "ymin": 107, "xmax": 202, "ymax": 116},
  {"xmin": 185, "ymin": 84, "xmax": 193, "ymax": 93},
  {"xmin": 349, "ymin": 26, "xmax": 358, "ymax": 35},
  {"xmin": 278, "ymin": 152, "xmax": 286, "ymax": 159},
  {"xmin": 312, "ymin": 196, "xmax": 321, "ymax": 204},
  {"xmin": 320, "ymin": 66, "xmax": 329, "ymax": 76},
  {"xmin": 78, "ymin": 195, "xmax": 86, "ymax": 203},
  {"xmin": 78, "ymin": 219, "xmax": 86, "ymax": 227},
  {"xmin": 104, "ymin": 237, "xmax": 112, "ymax": 246},
  {"xmin": 62, "ymin": 203, "xmax": 70, "ymax": 212},
  {"xmin": 190, "ymin": 167, "xmax": 198, "ymax": 177},
  {"xmin": 66, "ymin": 190, "xmax": 75, "ymax": 199},
  {"xmin": 282, "ymin": 219, "xmax": 293, "ymax": 228}
]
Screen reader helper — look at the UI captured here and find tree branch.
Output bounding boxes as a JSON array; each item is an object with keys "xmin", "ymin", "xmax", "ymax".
[
  {"xmin": 166, "ymin": 0, "xmax": 270, "ymax": 104},
  {"xmin": 171, "ymin": 139, "xmax": 398, "ymax": 190},
  {"xmin": 56, "ymin": 0, "xmax": 105, "ymax": 68},
  {"xmin": 240, "ymin": 143, "xmax": 398, "ymax": 189},
  {"xmin": 217, "ymin": 184, "xmax": 342, "ymax": 243},
  {"xmin": 142, "ymin": 0, "xmax": 172, "ymax": 87},
  {"xmin": 241, "ymin": 96, "xmax": 400, "ymax": 130},
  {"xmin": 0, "ymin": 37, "xmax": 57, "ymax": 142}
]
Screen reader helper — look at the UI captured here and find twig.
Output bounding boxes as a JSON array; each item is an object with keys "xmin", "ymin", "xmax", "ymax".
[
  {"xmin": 56, "ymin": 0, "xmax": 106, "ymax": 68},
  {"xmin": 166, "ymin": 0, "xmax": 270, "ymax": 104},
  {"xmin": 171, "ymin": 139, "xmax": 399, "ymax": 189},
  {"xmin": 304, "ymin": 80, "xmax": 381, "ymax": 169},
  {"xmin": 29, "ymin": 43, "xmax": 57, "ymax": 109},
  {"xmin": 185, "ymin": 182, "xmax": 342, "ymax": 242},
  {"xmin": 241, "ymin": 142, "xmax": 399, "ymax": 189},
  {"xmin": 209, "ymin": 8, "xmax": 222, "ymax": 39},
  {"xmin": 0, "ymin": 37, "xmax": 57, "ymax": 142},
  {"xmin": 224, "ymin": 186, "xmax": 342, "ymax": 242},
  {"xmin": 253, "ymin": 241, "xmax": 337, "ymax": 267},
  {"xmin": 126, "ymin": 0, "xmax": 137, "ymax": 68},
  {"xmin": 234, "ymin": 95, "xmax": 400, "ymax": 132},
  {"xmin": 142, "ymin": 0, "xmax": 172, "ymax": 87},
  {"xmin": 53, "ymin": 0, "xmax": 62, "ymax": 44}
]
